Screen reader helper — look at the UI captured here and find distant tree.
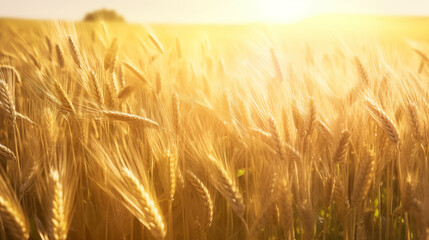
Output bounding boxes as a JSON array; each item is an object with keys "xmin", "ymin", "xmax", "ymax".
[{"xmin": 83, "ymin": 9, "xmax": 125, "ymax": 22}]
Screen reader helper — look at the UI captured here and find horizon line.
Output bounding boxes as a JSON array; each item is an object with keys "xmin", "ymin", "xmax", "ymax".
[{"xmin": 1, "ymin": 12, "xmax": 429, "ymax": 25}]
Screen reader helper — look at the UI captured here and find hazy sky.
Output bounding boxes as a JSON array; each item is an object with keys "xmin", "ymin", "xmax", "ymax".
[{"xmin": 0, "ymin": 0, "xmax": 428, "ymax": 23}]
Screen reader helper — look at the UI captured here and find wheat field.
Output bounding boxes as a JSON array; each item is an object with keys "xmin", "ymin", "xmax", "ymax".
[{"xmin": 0, "ymin": 17, "xmax": 429, "ymax": 240}]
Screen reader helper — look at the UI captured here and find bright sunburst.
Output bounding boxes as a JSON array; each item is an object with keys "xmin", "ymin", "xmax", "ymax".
[{"xmin": 258, "ymin": 0, "xmax": 313, "ymax": 23}]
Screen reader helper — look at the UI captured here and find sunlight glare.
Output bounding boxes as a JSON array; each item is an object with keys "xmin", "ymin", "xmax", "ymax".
[{"xmin": 258, "ymin": 0, "xmax": 313, "ymax": 23}]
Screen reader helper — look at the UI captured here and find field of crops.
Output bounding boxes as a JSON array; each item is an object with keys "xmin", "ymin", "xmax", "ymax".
[{"xmin": 0, "ymin": 16, "xmax": 429, "ymax": 239}]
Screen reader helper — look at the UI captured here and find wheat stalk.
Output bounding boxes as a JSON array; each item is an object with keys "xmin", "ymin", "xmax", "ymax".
[
  {"xmin": 249, "ymin": 194, "xmax": 277, "ymax": 239},
  {"xmin": 0, "ymin": 65, "xmax": 22, "ymax": 83},
  {"xmin": 402, "ymin": 175, "xmax": 417, "ymax": 212},
  {"xmin": 278, "ymin": 179, "xmax": 294, "ymax": 236},
  {"xmin": 171, "ymin": 93, "xmax": 180, "ymax": 135}
]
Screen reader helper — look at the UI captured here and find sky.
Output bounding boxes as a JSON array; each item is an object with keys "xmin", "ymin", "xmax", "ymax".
[{"xmin": 0, "ymin": 0, "xmax": 428, "ymax": 23}]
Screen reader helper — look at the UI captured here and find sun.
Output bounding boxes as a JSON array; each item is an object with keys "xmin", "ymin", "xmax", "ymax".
[{"xmin": 258, "ymin": 0, "xmax": 313, "ymax": 23}]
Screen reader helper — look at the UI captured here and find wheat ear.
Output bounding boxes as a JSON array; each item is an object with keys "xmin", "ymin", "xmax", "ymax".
[
  {"xmin": 52, "ymin": 80, "xmax": 75, "ymax": 116},
  {"xmin": 407, "ymin": 103, "xmax": 421, "ymax": 142},
  {"xmin": 148, "ymin": 33, "xmax": 164, "ymax": 54},
  {"xmin": 0, "ymin": 143, "xmax": 16, "ymax": 162},
  {"xmin": 186, "ymin": 170, "xmax": 214, "ymax": 229},
  {"xmin": 122, "ymin": 167, "xmax": 166, "ymax": 239},
  {"xmin": 55, "ymin": 44, "xmax": 64, "ymax": 68},
  {"xmin": 123, "ymin": 62, "xmax": 148, "ymax": 85},
  {"xmin": 67, "ymin": 36, "xmax": 81, "ymax": 68},
  {"xmin": 268, "ymin": 116, "xmax": 285, "ymax": 161},
  {"xmin": 364, "ymin": 97, "xmax": 399, "ymax": 144},
  {"xmin": 350, "ymin": 150, "xmax": 375, "ymax": 208},
  {"xmin": 88, "ymin": 70, "xmax": 104, "ymax": 107},
  {"xmin": 270, "ymin": 48, "xmax": 284, "ymax": 82},
  {"xmin": 103, "ymin": 110, "xmax": 160, "ymax": 129},
  {"xmin": 332, "ymin": 130, "xmax": 351, "ymax": 163},
  {"xmin": 0, "ymin": 79, "xmax": 16, "ymax": 123},
  {"xmin": 208, "ymin": 155, "xmax": 245, "ymax": 217},
  {"xmin": 0, "ymin": 173, "xmax": 29, "ymax": 240},
  {"xmin": 306, "ymin": 97, "xmax": 316, "ymax": 137},
  {"xmin": 104, "ymin": 38, "xmax": 119, "ymax": 72},
  {"xmin": 281, "ymin": 107, "xmax": 291, "ymax": 143},
  {"xmin": 49, "ymin": 170, "xmax": 67, "ymax": 240},
  {"xmin": 45, "ymin": 36, "xmax": 53, "ymax": 59},
  {"xmin": 354, "ymin": 56, "xmax": 369, "ymax": 85}
]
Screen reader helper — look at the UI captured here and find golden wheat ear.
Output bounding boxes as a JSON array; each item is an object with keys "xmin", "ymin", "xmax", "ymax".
[
  {"xmin": 148, "ymin": 33, "xmax": 164, "ymax": 54},
  {"xmin": 0, "ymin": 143, "xmax": 16, "ymax": 162},
  {"xmin": 67, "ymin": 36, "xmax": 81, "ymax": 68},
  {"xmin": 207, "ymin": 155, "xmax": 245, "ymax": 217},
  {"xmin": 354, "ymin": 56, "xmax": 369, "ymax": 86},
  {"xmin": 185, "ymin": 170, "xmax": 213, "ymax": 229},
  {"xmin": 123, "ymin": 62, "xmax": 149, "ymax": 85},
  {"xmin": 52, "ymin": 80, "xmax": 76, "ymax": 116},
  {"xmin": 332, "ymin": 130, "xmax": 351, "ymax": 164},
  {"xmin": 55, "ymin": 44, "xmax": 65, "ymax": 68},
  {"xmin": 364, "ymin": 97, "xmax": 399, "ymax": 144},
  {"xmin": 49, "ymin": 170, "xmax": 68, "ymax": 240},
  {"xmin": 407, "ymin": 103, "xmax": 421, "ymax": 143},
  {"xmin": 88, "ymin": 70, "xmax": 104, "ymax": 108},
  {"xmin": 270, "ymin": 48, "xmax": 284, "ymax": 83},
  {"xmin": 104, "ymin": 38, "xmax": 119, "ymax": 72},
  {"xmin": 103, "ymin": 110, "xmax": 160, "ymax": 129},
  {"xmin": 121, "ymin": 167, "xmax": 166, "ymax": 239},
  {"xmin": 0, "ymin": 172, "xmax": 29, "ymax": 240},
  {"xmin": 0, "ymin": 79, "xmax": 16, "ymax": 124},
  {"xmin": 350, "ymin": 150, "xmax": 375, "ymax": 209}
]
